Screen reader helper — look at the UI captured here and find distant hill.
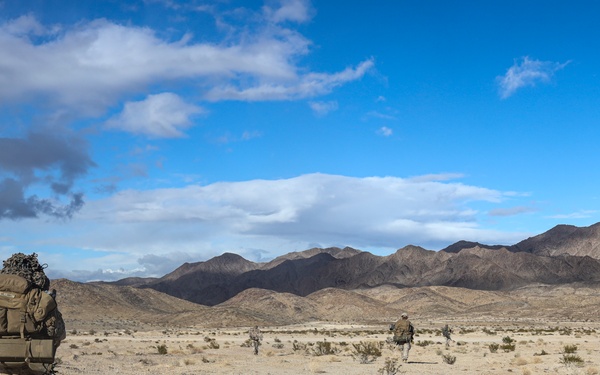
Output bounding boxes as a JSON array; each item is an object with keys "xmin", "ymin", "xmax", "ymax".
[{"xmin": 52, "ymin": 278, "xmax": 600, "ymax": 329}]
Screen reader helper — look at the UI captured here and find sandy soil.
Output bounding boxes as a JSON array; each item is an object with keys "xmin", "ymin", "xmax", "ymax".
[{"xmin": 48, "ymin": 320, "xmax": 600, "ymax": 375}]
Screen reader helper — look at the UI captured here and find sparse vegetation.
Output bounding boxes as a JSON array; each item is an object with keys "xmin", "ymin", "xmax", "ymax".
[
  {"xmin": 415, "ymin": 340, "xmax": 434, "ymax": 347},
  {"xmin": 442, "ymin": 353, "xmax": 456, "ymax": 365},
  {"xmin": 500, "ymin": 336, "xmax": 516, "ymax": 352},
  {"xmin": 377, "ymin": 357, "xmax": 400, "ymax": 375},
  {"xmin": 560, "ymin": 354, "xmax": 584, "ymax": 367},
  {"xmin": 292, "ymin": 340, "xmax": 307, "ymax": 352},
  {"xmin": 311, "ymin": 340, "xmax": 338, "ymax": 356},
  {"xmin": 351, "ymin": 341, "xmax": 382, "ymax": 364},
  {"xmin": 156, "ymin": 344, "xmax": 168, "ymax": 355},
  {"xmin": 488, "ymin": 343, "xmax": 500, "ymax": 353},
  {"xmin": 563, "ymin": 344, "xmax": 578, "ymax": 354}
]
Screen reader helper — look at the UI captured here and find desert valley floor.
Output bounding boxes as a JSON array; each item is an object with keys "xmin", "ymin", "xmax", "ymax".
[{"xmin": 50, "ymin": 319, "xmax": 600, "ymax": 375}]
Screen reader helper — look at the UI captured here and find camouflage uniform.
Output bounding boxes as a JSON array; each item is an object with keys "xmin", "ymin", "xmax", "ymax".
[
  {"xmin": 442, "ymin": 324, "xmax": 453, "ymax": 347},
  {"xmin": 392, "ymin": 313, "xmax": 414, "ymax": 362},
  {"xmin": 248, "ymin": 326, "xmax": 262, "ymax": 355}
]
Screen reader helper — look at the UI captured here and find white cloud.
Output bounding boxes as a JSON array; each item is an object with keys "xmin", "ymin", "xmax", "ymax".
[
  {"xmin": 0, "ymin": 10, "xmax": 368, "ymax": 112},
  {"xmin": 205, "ymin": 59, "xmax": 375, "ymax": 101},
  {"xmin": 377, "ymin": 126, "xmax": 393, "ymax": 137},
  {"xmin": 265, "ymin": 0, "xmax": 312, "ymax": 24},
  {"xmin": 309, "ymin": 100, "xmax": 338, "ymax": 116},
  {"xmin": 19, "ymin": 173, "xmax": 532, "ymax": 281},
  {"xmin": 0, "ymin": 14, "xmax": 52, "ymax": 36},
  {"xmin": 497, "ymin": 56, "xmax": 570, "ymax": 99},
  {"xmin": 489, "ymin": 206, "xmax": 537, "ymax": 217},
  {"xmin": 105, "ymin": 93, "xmax": 204, "ymax": 138}
]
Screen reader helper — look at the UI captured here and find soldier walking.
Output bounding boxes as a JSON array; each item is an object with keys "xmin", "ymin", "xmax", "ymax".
[
  {"xmin": 248, "ymin": 326, "xmax": 263, "ymax": 355},
  {"xmin": 442, "ymin": 324, "xmax": 454, "ymax": 347},
  {"xmin": 391, "ymin": 312, "xmax": 414, "ymax": 363}
]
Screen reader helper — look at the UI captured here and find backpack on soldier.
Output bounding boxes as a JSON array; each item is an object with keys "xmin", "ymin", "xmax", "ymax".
[
  {"xmin": 393, "ymin": 319, "xmax": 412, "ymax": 345},
  {"xmin": 0, "ymin": 253, "xmax": 65, "ymax": 374}
]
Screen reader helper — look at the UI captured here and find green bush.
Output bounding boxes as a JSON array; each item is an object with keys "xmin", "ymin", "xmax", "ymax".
[{"xmin": 488, "ymin": 343, "xmax": 499, "ymax": 353}]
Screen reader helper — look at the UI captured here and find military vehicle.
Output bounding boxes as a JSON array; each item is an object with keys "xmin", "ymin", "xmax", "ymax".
[{"xmin": 0, "ymin": 253, "xmax": 65, "ymax": 375}]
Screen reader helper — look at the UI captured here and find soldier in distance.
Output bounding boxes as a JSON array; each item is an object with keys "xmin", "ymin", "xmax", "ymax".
[
  {"xmin": 442, "ymin": 324, "xmax": 454, "ymax": 347},
  {"xmin": 248, "ymin": 326, "xmax": 263, "ymax": 355}
]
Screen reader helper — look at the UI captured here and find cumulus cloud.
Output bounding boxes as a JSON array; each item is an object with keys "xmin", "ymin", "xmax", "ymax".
[
  {"xmin": 0, "ymin": 9, "xmax": 370, "ymax": 112},
  {"xmin": 75, "ymin": 174, "xmax": 518, "ymax": 250},
  {"xmin": 264, "ymin": 0, "xmax": 313, "ymax": 24},
  {"xmin": 17, "ymin": 172, "xmax": 534, "ymax": 281},
  {"xmin": 105, "ymin": 93, "xmax": 204, "ymax": 138},
  {"xmin": 309, "ymin": 100, "xmax": 338, "ymax": 116},
  {"xmin": 497, "ymin": 56, "xmax": 570, "ymax": 99},
  {"xmin": 0, "ymin": 131, "xmax": 93, "ymax": 220}
]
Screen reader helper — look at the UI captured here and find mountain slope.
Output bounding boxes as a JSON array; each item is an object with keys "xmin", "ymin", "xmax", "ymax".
[{"xmin": 511, "ymin": 222, "xmax": 600, "ymax": 258}]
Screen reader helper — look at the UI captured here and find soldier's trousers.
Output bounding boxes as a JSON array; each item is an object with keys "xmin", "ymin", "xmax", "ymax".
[{"xmin": 398, "ymin": 342, "xmax": 411, "ymax": 361}]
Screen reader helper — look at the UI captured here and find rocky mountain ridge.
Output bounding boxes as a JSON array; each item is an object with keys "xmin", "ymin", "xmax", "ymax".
[{"xmin": 128, "ymin": 222, "xmax": 600, "ymax": 306}]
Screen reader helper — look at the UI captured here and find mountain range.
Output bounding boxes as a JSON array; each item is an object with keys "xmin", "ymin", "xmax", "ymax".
[
  {"xmin": 108, "ymin": 222, "xmax": 600, "ymax": 306},
  {"xmin": 51, "ymin": 222, "xmax": 600, "ymax": 328}
]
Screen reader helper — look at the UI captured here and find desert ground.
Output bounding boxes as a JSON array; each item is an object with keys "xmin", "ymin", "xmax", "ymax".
[{"xmin": 52, "ymin": 319, "xmax": 600, "ymax": 375}]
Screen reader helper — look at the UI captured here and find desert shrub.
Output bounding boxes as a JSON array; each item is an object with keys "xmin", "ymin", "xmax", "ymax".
[
  {"xmin": 563, "ymin": 344, "xmax": 578, "ymax": 354},
  {"xmin": 311, "ymin": 341, "xmax": 338, "ymax": 356},
  {"xmin": 488, "ymin": 343, "xmax": 499, "ymax": 353},
  {"xmin": 156, "ymin": 344, "xmax": 168, "ymax": 355},
  {"xmin": 560, "ymin": 354, "xmax": 584, "ymax": 367},
  {"xmin": 482, "ymin": 328, "xmax": 497, "ymax": 335},
  {"xmin": 534, "ymin": 349, "xmax": 548, "ymax": 356},
  {"xmin": 69, "ymin": 344, "xmax": 78, "ymax": 349},
  {"xmin": 377, "ymin": 357, "xmax": 400, "ymax": 375},
  {"xmin": 208, "ymin": 340, "xmax": 220, "ymax": 349},
  {"xmin": 558, "ymin": 327, "xmax": 572, "ymax": 335},
  {"xmin": 502, "ymin": 336, "xmax": 515, "ymax": 344},
  {"xmin": 500, "ymin": 337, "xmax": 516, "ymax": 352},
  {"xmin": 240, "ymin": 339, "xmax": 252, "ymax": 348},
  {"xmin": 415, "ymin": 340, "xmax": 434, "ymax": 347},
  {"xmin": 272, "ymin": 343, "xmax": 284, "ymax": 349},
  {"xmin": 351, "ymin": 341, "xmax": 382, "ymax": 364},
  {"xmin": 442, "ymin": 353, "xmax": 456, "ymax": 364},
  {"xmin": 292, "ymin": 340, "xmax": 307, "ymax": 352}
]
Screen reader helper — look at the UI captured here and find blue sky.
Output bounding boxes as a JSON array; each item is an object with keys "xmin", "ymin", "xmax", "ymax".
[{"xmin": 1, "ymin": 0, "xmax": 599, "ymax": 282}]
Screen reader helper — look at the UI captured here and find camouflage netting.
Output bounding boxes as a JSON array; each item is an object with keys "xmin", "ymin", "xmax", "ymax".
[{"xmin": 1, "ymin": 252, "xmax": 50, "ymax": 291}]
